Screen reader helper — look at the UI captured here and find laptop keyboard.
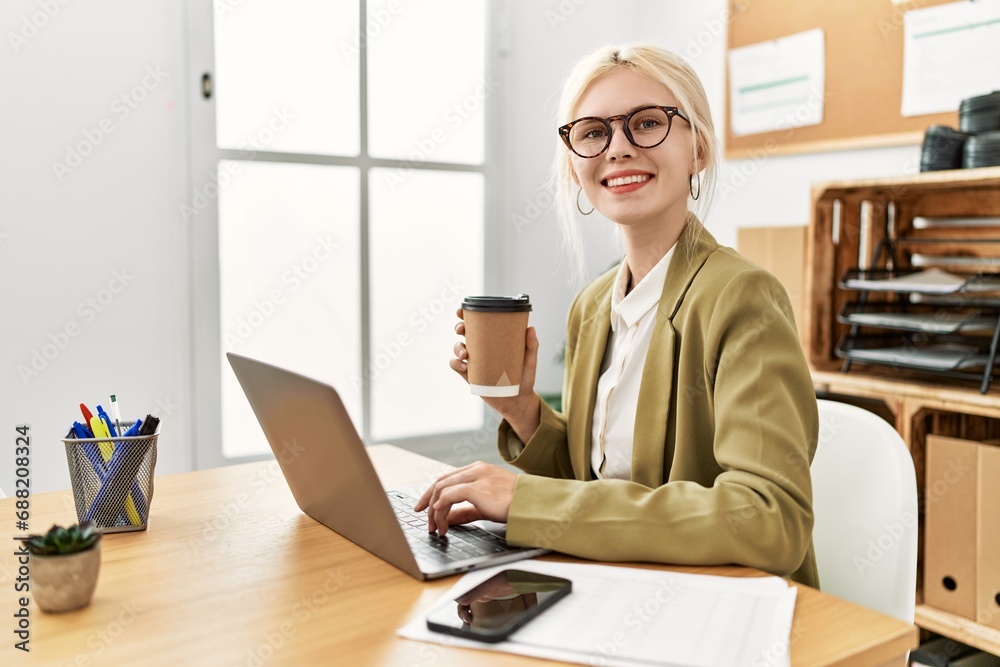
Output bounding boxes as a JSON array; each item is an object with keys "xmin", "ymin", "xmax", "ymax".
[{"xmin": 386, "ymin": 491, "xmax": 516, "ymax": 565}]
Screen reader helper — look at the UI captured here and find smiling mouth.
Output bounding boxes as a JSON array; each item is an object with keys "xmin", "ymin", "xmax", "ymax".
[{"xmin": 603, "ymin": 174, "xmax": 651, "ymax": 187}]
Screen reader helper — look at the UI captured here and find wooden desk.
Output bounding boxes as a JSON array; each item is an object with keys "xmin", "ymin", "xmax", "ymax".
[{"xmin": 2, "ymin": 445, "xmax": 917, "ymax": 666}]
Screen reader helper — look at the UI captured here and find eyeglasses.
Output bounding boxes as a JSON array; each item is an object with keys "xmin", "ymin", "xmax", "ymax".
[{"xmin": 558, "ymin": 105, "xmax": 690, "ymax": 158}]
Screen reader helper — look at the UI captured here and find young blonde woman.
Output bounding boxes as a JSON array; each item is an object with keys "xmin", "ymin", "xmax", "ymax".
[{"xmin": 416, "ymin": 44, "xmax": 819, "ymax": 587}]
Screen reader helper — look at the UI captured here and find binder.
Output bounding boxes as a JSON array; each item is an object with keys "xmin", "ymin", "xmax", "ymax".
[
  {"xmin": 924, "ymin": 435, "xmax": 979, "ymax": 618},
  {"xmin": 978, "ymin": 443, "xmax": 1000, "ymax": 630}
]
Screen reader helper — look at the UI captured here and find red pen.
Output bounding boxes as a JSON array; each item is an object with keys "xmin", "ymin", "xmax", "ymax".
[{"xmin": 79, "ymin": 404, "xmax": 95, "ymax": 436}]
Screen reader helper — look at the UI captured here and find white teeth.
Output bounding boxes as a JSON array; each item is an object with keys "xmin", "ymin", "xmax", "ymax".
[{"xmin": 605, "ymin": 174, "xmax": 650, "ymax": 187}]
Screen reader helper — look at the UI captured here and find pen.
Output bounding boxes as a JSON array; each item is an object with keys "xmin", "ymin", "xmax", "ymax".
[
  {"xmin": 114, "ymin": 419, "xmax": 148, "ymax": 520},
  {"xmin": 80, "ymin": 404, "xmax": 95, "ymax": 433},
  {"xmin": 97, "ymin": 404, "xmax": 118, "ymax": 438},
  {"xmin": 89, "ymin": 415, "xmax": 114, "ymax": 459},
  {"xmin": 122, "ymin": 419, "xmax": 143, "ymax": 437},
  {"xmin": 84, "ymin": 418, "xmax": 150, "ymax": 526},
  {"xmin": 72, "ymin": 420, "xmax": 128, "ymax": 524},
  {"xmin": 109, "ymin": 395, "xmax": 123, "ymax": 438},
  {"xmin": 138, "ymin": 414, "xmax": 160, "ymax": 437},
  {"xmin": 72, "ymin": 421, "xmax": 108, "ymax": 478},
  {"xmin": 119, "ymin": 419, "xmax": 148, "ymax": 519},
  {"xmin": 89, "ymin": 414, "xmax": 142, "ymax": 526}
]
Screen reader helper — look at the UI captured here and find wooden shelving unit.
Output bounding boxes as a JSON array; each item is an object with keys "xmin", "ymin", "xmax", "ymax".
[
  {"xmin": 806, "ymin": 168, "xmax": 1000, "ymax": 656},
  {"xmin": 914, "ymin": 605, "xmax": 1000, "ymax": 657}
]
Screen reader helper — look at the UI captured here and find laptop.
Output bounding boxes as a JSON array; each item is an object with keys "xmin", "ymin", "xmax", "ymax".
[{"xmin": 226, "ymin": 352, "xmax": 548, "ymax": 580}]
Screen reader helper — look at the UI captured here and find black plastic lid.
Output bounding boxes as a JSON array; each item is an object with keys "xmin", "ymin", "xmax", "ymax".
[
  {"xmin": 959, "ymin": 90, "xmax": 1000, "ymax": 111},
  {"xmin": 925, "ymin": 125, "xmax": 970, "ymax": 138},
  {"xmin": 461, "ymin": 294, "xmax": 532, "ymax": 312}
]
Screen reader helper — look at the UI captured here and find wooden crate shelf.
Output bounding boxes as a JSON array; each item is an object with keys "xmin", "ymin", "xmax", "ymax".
[
  {"xmin": 915, "ymin": 605, "xmax": 1000, "ymax": 657},
  {"xmin": 808, "ymin": 169, "xmax": 1000, "ymax": 655}
]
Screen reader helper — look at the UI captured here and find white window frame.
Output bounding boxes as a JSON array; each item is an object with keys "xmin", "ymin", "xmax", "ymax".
[{"xmin": 184, "ymin": 0, "xmax": 505, "ymax": 468}]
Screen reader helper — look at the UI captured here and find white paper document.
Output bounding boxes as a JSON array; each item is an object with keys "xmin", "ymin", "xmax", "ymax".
[
  {"xmin": 845, "ymin": 268, "xmax": 1000, "ymax": 294},
  {"xmin": 845, "ymin": 267, "xmax": 967, "ymax": 293},
  {"xmin": 398, "ymin": 560, "xmax": 798, "ymax": 667},
  {"xmin": 901, "ymin": 0, "xmax": 1000, "ymax": 117},
  {"xmin": 727, "ymin": 28, "xmax": 825, "ymax": 137}
]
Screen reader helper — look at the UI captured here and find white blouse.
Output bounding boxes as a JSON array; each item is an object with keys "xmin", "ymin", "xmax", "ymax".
[{"xmin": 590, "ymin": 245, "xmax": 676, "ymax": 480}]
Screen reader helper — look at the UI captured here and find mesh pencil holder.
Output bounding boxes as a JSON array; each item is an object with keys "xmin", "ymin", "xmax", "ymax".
[{"xmin": 62, "ymin": 422, "xmax": 159, "ymax": 533}]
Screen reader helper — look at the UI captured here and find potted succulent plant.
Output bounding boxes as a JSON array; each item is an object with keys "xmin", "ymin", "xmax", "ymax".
[{"xmin": 21, "ymin": 522, "xmax": 102, "ymax": 613}]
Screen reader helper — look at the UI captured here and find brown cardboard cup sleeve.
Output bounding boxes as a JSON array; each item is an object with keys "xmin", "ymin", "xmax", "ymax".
[{"xmin": 461, "ymin": 295, "xmax": 532, "ymax": 398}]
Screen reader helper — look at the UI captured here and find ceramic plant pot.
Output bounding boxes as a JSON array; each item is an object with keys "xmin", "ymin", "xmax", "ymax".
[{"xmin": 31, "ymin": 542, "xmax": 101, "ymax": 613}]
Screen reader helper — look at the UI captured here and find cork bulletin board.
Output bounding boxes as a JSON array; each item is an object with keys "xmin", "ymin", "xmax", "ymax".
[{"xmin": 725, "ymin": 0, "xmax": 961, "ymax": 158}]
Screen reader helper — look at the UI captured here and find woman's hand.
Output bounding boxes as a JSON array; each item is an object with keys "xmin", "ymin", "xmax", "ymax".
[
  {"xmin": 413, "ymin": 462, "xmax": 517, "ymax": 536},
  {"xmin": 449, "ymin": 308, "xmax": 542, "ymax": 442}
]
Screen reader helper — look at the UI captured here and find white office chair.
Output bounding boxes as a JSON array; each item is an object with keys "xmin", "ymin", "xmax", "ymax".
[{"xmin": 811, "ymin": 399, "xmax": 918, "ymax": 624}]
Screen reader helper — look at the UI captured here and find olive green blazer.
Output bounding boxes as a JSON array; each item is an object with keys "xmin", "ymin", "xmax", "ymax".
[{"xmin": 499, "ymin": 215, "xmax": 819, "ymax": 587}]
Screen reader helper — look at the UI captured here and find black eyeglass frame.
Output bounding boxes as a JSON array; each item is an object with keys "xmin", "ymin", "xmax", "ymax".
[{"xmin": 558, "ymin": 105, "xmax": 691, "ymax": 158}]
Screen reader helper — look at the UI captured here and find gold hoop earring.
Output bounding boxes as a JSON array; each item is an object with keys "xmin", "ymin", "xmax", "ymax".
[
  {"xmin": 576, "ymin": 187, "xmax": 594, "ymax": 216},
  {"xmin": 689, "ymin": 172, "xmax": 702, "ymax": 201}
]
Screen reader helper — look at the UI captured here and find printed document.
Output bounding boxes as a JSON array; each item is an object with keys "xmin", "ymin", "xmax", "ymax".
[
  {"xmin": 727, "ymin": 28, "xmax": 825, "ymax": 137},
  {"xmin": 399, "ymin": 560, "xmax": 797, "ymax": 667},
  {"xmin": 901, "ymin": 0, "xmax": 1000, "ymax": 116}
]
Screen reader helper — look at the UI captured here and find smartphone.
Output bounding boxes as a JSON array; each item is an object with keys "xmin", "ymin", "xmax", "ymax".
[{"xmin": 426, "ymin": 569, "xmax": 572, "ymax": 643}]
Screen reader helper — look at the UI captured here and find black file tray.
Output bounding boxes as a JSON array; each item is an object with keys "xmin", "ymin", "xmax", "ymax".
[
  {"xmin": 839, "ymin": 269, "xmax": 1000, "ymax": 294},
  {"xmin": 835, "ymin": 334, "xmax": 998, "ymax": 392},
  {"xmin": 838, "ymin": 301, "xmax": 1000, "ymax": 334},
  {"xmin": 835, "ymin": 269, "xmax": 1000, "ymax": 393}
]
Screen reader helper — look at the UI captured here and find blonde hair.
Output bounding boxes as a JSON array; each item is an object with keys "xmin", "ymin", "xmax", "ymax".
[{"xmin": 550, "ymin": 44, "xmax": 719, "ymax": 284}]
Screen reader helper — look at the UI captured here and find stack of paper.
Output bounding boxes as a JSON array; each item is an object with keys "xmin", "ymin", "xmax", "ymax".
[
  {"xmin": 845, "ymin": 268, "xmax": 967, "ymax": 293},
  {"xmin": 845, "ymin": 343, "xmax": 987, "ymax": 371},
  {"xmin": 398, "ymin": 560, "xmax": 797, "ymax": 667},
  {"xmin": 844, "ymin": 268, "xmax": 1000, "ymax": 294},
  {"xmin": 844, "ymin": 311, "xmax": 996, "ymax": 334}
]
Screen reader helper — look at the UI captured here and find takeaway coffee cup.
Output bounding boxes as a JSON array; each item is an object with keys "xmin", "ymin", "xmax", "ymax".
[{"xmin": 461, "ymin": 294, "xmax": 532, "ymax": 397}]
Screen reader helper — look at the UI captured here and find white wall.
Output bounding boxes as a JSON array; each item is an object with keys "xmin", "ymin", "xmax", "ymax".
[
  {"xmin": 497, "ymin": 0, "xmax": 655, "ymax": 395},
  {"xmin": 1, "ymin": 2, "xmax": 193, "ymax": 495},
  {"xmin": 500, "ymin": 0, "xmax": 923, "ymax": 396},
  {"xmin": 2, "ymin": 0, "xmax": 930, "ymax": 494}
]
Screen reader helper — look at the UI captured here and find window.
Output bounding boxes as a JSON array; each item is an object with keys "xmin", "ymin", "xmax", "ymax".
[{"xmin": 192, "ymin": 0, "xmax": 492, "ymax": 463}]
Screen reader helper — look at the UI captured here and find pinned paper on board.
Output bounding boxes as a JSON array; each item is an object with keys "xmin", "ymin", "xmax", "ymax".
[
  {"xmin": 727, "ymin": 28, "xmax": 825, "ymax": 137},
  {"xmin": 901, "ymin": 0, "xmax": 1000, "ymax": 117}
]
